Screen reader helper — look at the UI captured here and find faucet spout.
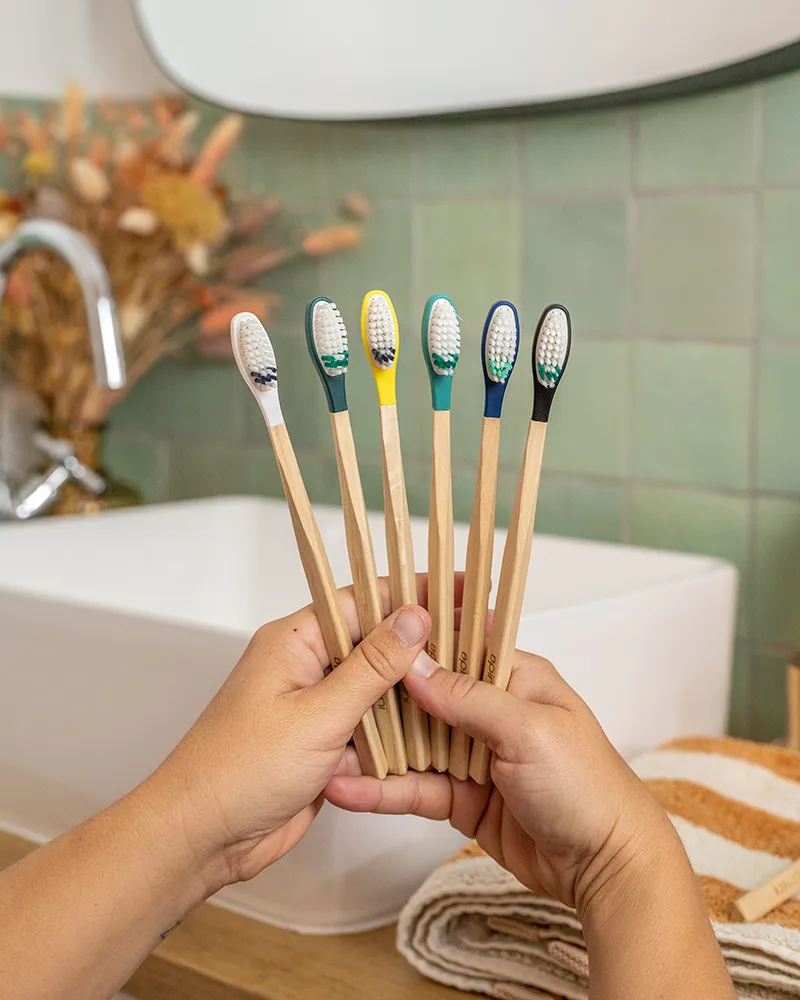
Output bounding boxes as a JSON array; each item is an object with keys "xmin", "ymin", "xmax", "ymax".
[{"xmin": 0, "ymin": 219, "xmax": 126, "ymax": 390}]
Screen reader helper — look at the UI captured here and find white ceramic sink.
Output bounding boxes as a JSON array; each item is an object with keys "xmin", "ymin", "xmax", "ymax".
[{"xmin": 0, "ymin": 496, "xmax": 737, "ymax": 932}]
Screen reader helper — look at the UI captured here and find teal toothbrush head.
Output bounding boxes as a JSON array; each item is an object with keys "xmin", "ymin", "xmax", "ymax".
[
  {"xmin": 532, "ymin": 304, "xmax": 571, "ymax": 423},
  {"xmin": 421, "ymin": 294, "xmax": 460, "ymax": 410},
  {"xmin": 305, "ymin": 297, "xmax": 349, "ymax": 413}
]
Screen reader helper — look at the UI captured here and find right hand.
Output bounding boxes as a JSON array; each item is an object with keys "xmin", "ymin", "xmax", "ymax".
[{"xmin": 325, "ymin": 648, "xmax": 677, "ymax": 916}]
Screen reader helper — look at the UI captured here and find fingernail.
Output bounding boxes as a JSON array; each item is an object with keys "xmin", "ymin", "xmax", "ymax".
[
  {"xmin": 409, "ymin": 650, "xmax": 438, "ymax": 678},
  {"xmin": 392, "ymin": 607, "xmax": 428, "ymax": 645}
]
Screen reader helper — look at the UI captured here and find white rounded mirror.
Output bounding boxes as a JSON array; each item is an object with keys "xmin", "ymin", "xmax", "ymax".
[{"xmin": 133, "ymin": 0, "xmax": 800, "ymax": 120}]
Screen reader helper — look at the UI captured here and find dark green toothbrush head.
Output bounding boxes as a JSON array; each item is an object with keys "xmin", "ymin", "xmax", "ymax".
[{"xmin": 305, "ymin": 297, "xmax": 349, "ymax": 413}]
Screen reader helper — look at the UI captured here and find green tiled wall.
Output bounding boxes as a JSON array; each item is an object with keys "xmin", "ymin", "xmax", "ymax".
[{"xmin": 69, "ymin": 74, "xmax": 800, "ymax": 741}]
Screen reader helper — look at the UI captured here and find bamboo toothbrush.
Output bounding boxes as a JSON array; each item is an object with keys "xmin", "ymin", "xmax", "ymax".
[
  {"xmin": 305, "ymin": 297, "xmax": 407, "ymax": 775},
  {"xmin": 361, "ymin": 290, "xmax": 431, "ymax": 772},
  {"xmin": 231, "ymin": 311, "xmax": 388, "ymax": 780},
  {"xmin": 469, "ymin": 305, "xmax": 572, "ymax": 785},
  {"xmin": 449, "ymin": 301, "xmax": 521, "ymax": 780},
  {"xmin": 788, "ymin": 651, "xmax": 800, "ymax": 752},
  {"xmin": 421, "ymin": 294, "xmax": 461, "ymax": 772}
]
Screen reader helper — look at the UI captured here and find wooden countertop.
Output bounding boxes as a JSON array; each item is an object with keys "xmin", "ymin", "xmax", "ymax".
[{"xmin": 0, "ymin": 830, "xmax": 471, "ymax": 1000}]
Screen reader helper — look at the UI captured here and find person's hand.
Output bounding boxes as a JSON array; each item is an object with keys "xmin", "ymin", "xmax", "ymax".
[
  {"xmin": 326, "ymin": 647, "xmax": 675, "ymax": 916},
  {"xmin": 134, "ymin": 577, "xmax": 458, "ymax": 893}
]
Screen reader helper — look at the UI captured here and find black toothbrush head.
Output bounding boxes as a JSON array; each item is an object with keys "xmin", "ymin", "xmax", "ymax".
[{"xmin": 532, "ymin": 304, "xmax": 571, "ymax": 423}]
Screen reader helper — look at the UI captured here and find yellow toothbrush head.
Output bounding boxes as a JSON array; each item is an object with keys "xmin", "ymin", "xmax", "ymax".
[{"xmin": 361, "ymin": 290, "xmax": 398, "ymax": 406}]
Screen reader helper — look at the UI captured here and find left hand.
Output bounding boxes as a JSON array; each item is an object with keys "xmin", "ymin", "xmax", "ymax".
[{"xmin": 135, "ymin": 577, "xmax": 452, "ymax": 892}]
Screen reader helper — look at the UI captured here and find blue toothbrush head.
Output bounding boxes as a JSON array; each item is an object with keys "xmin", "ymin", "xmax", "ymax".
[{"xmin": 481, "ymin": 301, "xmax": 520, "ymax": 419}]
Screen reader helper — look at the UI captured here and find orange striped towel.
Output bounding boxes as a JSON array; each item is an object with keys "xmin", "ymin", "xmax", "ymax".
[{"xmin": 397, "ymin": 737, "xmax": 800, "ymax": 1000}]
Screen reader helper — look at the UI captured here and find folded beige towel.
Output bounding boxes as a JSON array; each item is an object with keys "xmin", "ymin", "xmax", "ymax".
[{"xmin": 397, "ymin": 738, "xmax": 800, "ymax": 1000}]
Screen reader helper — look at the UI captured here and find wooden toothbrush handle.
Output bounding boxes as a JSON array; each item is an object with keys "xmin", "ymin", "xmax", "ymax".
[
  {"xmin": 269, "ymin": 423, "xmax": 388, "ymax": 780},
  {"xmin": 428, "ymin": 409, "xmax": 455, "ymax": 773},
  {"xmin": 449, "ymin": 416, "xmax": 501, "ymax": 780},
  {"xmin": 330, "ymin": 411, "xmax": 407, "ymax": 775},
  {"xmin": 788, "ymin": 658, "xmax": 800, "ymax": 752},
  {"xmin": 380, "ymin": 404, "xmax": 431, "ymax": 771},
  {"xmin": 469, "ymin": 420, "xmax": 547, "ymax": 785},
  {"xmin": 735, "ymin": 858, "xmax": 800, "ymax": 922}
]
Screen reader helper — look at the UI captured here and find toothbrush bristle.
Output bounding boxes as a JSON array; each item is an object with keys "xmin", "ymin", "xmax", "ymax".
[
  {"xmin": 535, "ymin": 308, "xmax": 569, "ymax": 389},
  {"xmin": 236, "ymin": 313, "xmax": 277, "ymax": 391},
  {"xmin": 365, "ymin": 293, "xmax": 397, "ymax": 370},
  {"xmin": 485, "ymin": 305, "xmax": 518, "ymax": 383},
  {"xmin": 312, "ymin": 300, "xmax": 349, "ymax": 377},
  {"xmin": 427, "ymin": 297, "xmax": 460, "ymax": 376}
]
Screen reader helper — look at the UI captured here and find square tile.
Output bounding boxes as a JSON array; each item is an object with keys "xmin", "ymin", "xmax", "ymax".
[
  {"xmin": 448, "ymin": 357, "xmax": 487, "ymax": 472},
  {"xmin": 109, "ymin": 360, "xmax": 248, "ymax": 443},
  {"xmin": 754, "ymin": 497, "xmax": 800, "ymax": 647},
  {"xmin": 523, "ymin": 200, "xmax": 627, "ymax": 338},
  {"xmin": 631, "ymin": 485, "xmax": 750, "ymax": 568},
  {"xmin": 633, "ymin": 195, "xmax": 756, "ymax": 340},
  {"xmin": 632, "ymin": 342, "xmax": 751, "ymax": 489},
  {"xmin": 415, "ymin": 120, "xmax": 518, "ymax": 199},
  {"xmin": 636, "ymin": 87, "xmax": 757, "ymax": 189},
  {"xmin": 168, "ymin": 442, "xmax": 282, "ymax": 500},
  {"xmin": 728, "ymin": 644, "xmax": 751, "ymax": 739},
  {"xmin": 358, "ymin": 458, "xmax": 386, "ymax": 514},
  {"xmin": 631, "ymin": 485, "xmax": 750, "ymax": 633},
  {"xmin": 107, "ymin": 360, "xmax": 186, "ymax": 434},
  {"xmin": 751, "ymin": 650, "xmax": 790, "ymax": 744},
  {"xmin": 403, "ymin": 456, "xmax": 433, "ymax": 520},
  {"xmin": 102, "ymin": 431, "xmax": 170, "ymax": 504},
  {"xmin": 236, "ymin": 116, "xmax": 327, "ymax": 207},
  {"xmin": 505, "ymin": 340, "xmax": 629, "ymax": 478},
  {"xmin": 763, "ymin": 71, "xmax": 800, "ymax": 184},
  {"xmin": 319, "ymin": 201, "xmax": 413, "ymax": 340},
  {"xmin": 762, "ymin": 192, "xmax": 800, "ymax": 341},
  {"xmin": 535, "ymin": 477, "xmax": 626, "ymax": 542},
  {"xmin": 420, "ymin": 200, "xmax": 520, "ymax": 334},
  {"xmin": 257, "ymin": 243, "xmax": 322, "ymax": 327},
  {"xmin": 296, "ymin": 450, "xmax": 342, "ymax": 506},
  {"xmin": 452, "ymin": 466, "xmax": 478, "ymax": 527},
  {"xmin": 495, "ymin": 468, "xmax": 522, "ymax": 529},
  {"xmin": 520, "ymin": 109, "xmax": 631, "ymax": 193},
  {"xmin": 757, "ymin": 347, "xmax": 800, "ymax": 493},
  {"xmin": 328, "ymin": 122, "xmax": 413, "ymax": 200}
]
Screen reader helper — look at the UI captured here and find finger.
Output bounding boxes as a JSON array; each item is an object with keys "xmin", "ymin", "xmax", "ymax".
[
  {"xmin": 403, "ymin": 655, "xmax": 543, "ymax": 761},
  {"xmin": 303, "ymin": 604, "xmax": 432, "ymax": 738},
  {"xmin": 277, "ymin": 573, "xmax": 466, "ymax": 672},
  {"xmin": 505, "ymin": 651, "xmax": 574, "ymax": 709},
  {"xmin": 333, "ymin": 745, "xmax": 363, "ymax": 777},
  {"xmin": 325, "ymin": 771, "xmax": 455, "ymax": 821}
]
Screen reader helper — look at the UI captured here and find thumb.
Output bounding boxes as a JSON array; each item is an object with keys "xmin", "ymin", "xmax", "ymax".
[
  {"xmin": 403, "ymin": 655, "xmax": 535, "ymax": 759},
  {"xmin": 304, "ymin": 605, "xmax": 431, "ymax": 738}
]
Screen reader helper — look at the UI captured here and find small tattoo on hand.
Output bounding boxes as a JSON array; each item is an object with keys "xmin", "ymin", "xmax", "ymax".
[{"xmin": 159, "ymin": 920, "xmax": 182, "ymax": 940}]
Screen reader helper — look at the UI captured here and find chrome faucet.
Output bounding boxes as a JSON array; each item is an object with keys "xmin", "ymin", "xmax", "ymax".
[{"xmin": 0, "ymin": 220, "xmax": 126, "ymax": 519}]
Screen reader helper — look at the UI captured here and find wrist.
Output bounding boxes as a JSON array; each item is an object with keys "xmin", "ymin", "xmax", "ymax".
[
  {"xmin": 124, "ymin": 768, "xmax": 231, "ymax": 903},
  {"xmin": 576, "ymin": 799, "xmax": 685, "ymax": 930}
]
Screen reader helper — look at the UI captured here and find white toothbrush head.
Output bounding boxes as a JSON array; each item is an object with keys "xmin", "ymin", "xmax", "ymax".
[
  {"xmin": 230, "ymin": 311, "xmax": 284, "ymax": 427},
  {"xmin": 311, "ymin": 299, "xmax": 349, "ymax": 377}
]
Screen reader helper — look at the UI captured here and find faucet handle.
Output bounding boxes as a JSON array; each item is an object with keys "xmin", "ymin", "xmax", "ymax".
[{"xmin": 33, "ymin": 432, "xmax": 106, "ymax": 495}]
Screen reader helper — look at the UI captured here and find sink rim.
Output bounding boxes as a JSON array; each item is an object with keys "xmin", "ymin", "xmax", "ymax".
[{"xmin": 0, "ymin": 495, "xmax": 738, "ymax": 637}]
